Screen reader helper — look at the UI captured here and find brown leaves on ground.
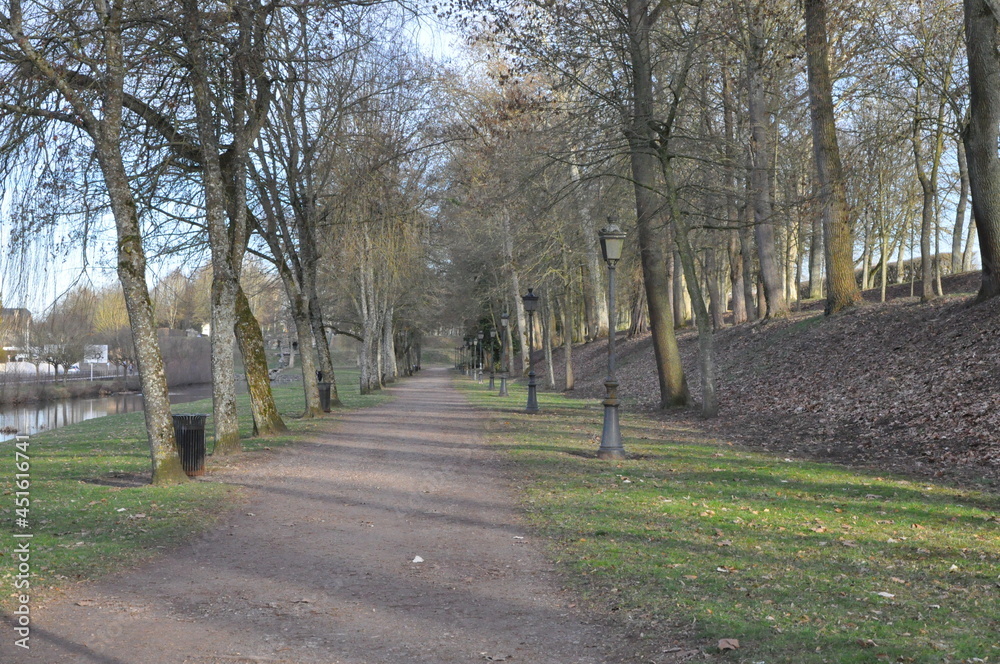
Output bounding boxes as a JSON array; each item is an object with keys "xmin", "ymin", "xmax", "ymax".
[{"xmin": 546, "ymin": 272, "xmax": 1000, "ymax": 484}]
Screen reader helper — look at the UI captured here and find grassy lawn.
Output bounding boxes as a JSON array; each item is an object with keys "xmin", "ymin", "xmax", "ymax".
[
  {"xmin": 459, "ymin": 376, "xmax": 1000, "ymax": 664},
  {"xmin": 1, "ymin": 369, "xmax": 389, "ymax": 610}
]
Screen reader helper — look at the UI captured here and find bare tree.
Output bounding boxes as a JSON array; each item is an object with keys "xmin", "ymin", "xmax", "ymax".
[
  {"xmin": 804, "ymin": 0, "xmax": 862, "ymax": 313},
  {"xmin": 0, "ymin": 1, "xmax": 186, "ymax": 483},
  {"xmin": 963, "ymin": 0, "xmax": 1000, "ymax": 300}
]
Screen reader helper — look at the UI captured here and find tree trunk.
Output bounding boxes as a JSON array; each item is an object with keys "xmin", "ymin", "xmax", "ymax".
[
  {"xmin": 728, "ymin": 233, "xmax": 747, "ymax": 323},
  {"xmin": 235, "ymin": 287, "xmax": 287, "ymax": 436},
  {"xmin": 586, "ymin": 213, "xmax": 609, "ymax": 339},
  {"xmin": 97, "ymin": 143, "xmax": 187, "ymax": 484},
  {"xmin": 804, "ymin": 0, "xmax": 862, "ymax": 314},
  {"xmin": 722, "ymin": 68, "xmax": 747, "ymax": 325},
  {"xmin": 561, "ymin": 250, "xmax": 575, "ymax": 390},
  {"xmin": 911, "ymin": 80, "xmax": 939, "ymax": 303},
  {"xmin": 561, "ymin": 294, "xmax": 574, "ymax": 390},
  {"xmin": 706, "ymin": 248, "xmax": 725, "ymax": 330},
  {"xmin": 896, "ymin": 220, "xmax": 907, "ymax": 283},
  {"xmin": 860, "ymin": 220, "xmax": 872, "ymax": 290},
  {"xmin": 542, "ymin": 291, "xmax": 556, "ymax": 390},
  {"xmin": 953, "ymin": 137, "xmax": 971, "ymax": 272},
  {"xmin": 963, "ymin": 0, "xmax": 1000, "ymax": 300},
  {"xmin": 880, "ymin": 213, "xmax": 889, "ymax": 302},
  {"xmin": 502, "ymin": 211, "xmax": 530, "ymax": 376},
  {"xmin": 308, "ymin": 298, "xmax": 339, "ymax": 402},
  {"xmin": 808, "ymin": 200, "xmax": 825, "ymax": 298},
  {"xmin": 357, "ymin": 265, "xmax": 381, "ymax": 396},
  {"xmin": 382, "ymin": 306, "xmax": 397, "ymax": 384},
  {"xmin": 292, "ymin": 292, "xmax": 323, "ymax": 415},
  {"xmin": 747, "ymin": 29, "xmax": 789, "ymax": 319},
  {"xmin": 184, "ymin": 1, "xmax": 241, "ymax": 454},
  {"xmin": 667, "ymin": 175, "xmax": 717, "ymax": 417},
  {"xmin": 739, "ymin": 220, "xmax": 759, "ymax": 320},
  {"xmin": 963, "ymin": 216, "xmax": 977, "ymax": 271},
  {"xmin": 623, "ymin": 0, "xmax": 688, "ymax": 408}
]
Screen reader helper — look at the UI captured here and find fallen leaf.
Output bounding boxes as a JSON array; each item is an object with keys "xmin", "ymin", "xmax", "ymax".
[{"xmin": 718, "ymin": 638, "xmax": 740, "ymax": 650}]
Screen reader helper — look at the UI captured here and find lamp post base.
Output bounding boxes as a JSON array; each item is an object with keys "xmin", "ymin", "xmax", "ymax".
[
  {"xmin": 498, "ymin": 374, "xmax": 509, "ymax": 397},
  {"xmin": 597, "ymin": 379, "xmax": 625, "ymax": 459},
  {"xmin": 525, "ymin": 371, "xmax": 539, "ymax": 414},
  {"xmin": 489, "ymin": 372, "xmax": 495, "ymax": 389}
]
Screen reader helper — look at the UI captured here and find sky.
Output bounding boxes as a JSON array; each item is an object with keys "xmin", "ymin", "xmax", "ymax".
[{"xmin": 1, "ymin": 12, "xmax": 466, "ymax": 318}]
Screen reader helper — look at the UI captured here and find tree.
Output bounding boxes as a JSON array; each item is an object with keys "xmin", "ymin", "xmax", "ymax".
[
  {"xmin": 804, "ymin": 0, "xmax": 862, "ymax": 314},
  {"xmin": 0, "ymin": 1, "xmax": 187, "ymax": 483},
  {"xmin": 963, "ymin": 0, "xmax": 1000, "ymax": 301}
]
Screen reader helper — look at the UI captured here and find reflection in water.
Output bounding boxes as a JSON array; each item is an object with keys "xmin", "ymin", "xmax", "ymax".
[{"xmin": 0, "ymin": 384, "xmax": 214, "ymax": 443}]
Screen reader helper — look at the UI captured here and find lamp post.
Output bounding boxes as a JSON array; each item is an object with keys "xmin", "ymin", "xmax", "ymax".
[
  {"xmin": 476, "ymin": 330, "xmax": 485, "ymax": 383},
  {"xmin": 488, "ymin": 329, "xmax": 497, "ymax": 389},
  {"xmin": 522, "ymin": 288, "xmax": 540, "ymax": 414},
  {"xmin": 499, "ymin": 313, "xmax": 510, "ymax": 397},
  {"xmin": 597, "ymin": 219, "xmax": 626, "ymax": 459}
]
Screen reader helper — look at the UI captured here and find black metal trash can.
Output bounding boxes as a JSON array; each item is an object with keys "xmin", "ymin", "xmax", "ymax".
[
  {"xmin": 173, "ymin": 414, "xmax": 207, "ymax": 477},
  {"xmin": 318, "ymin": 382, "xmax": 332, "ymax": 412}
]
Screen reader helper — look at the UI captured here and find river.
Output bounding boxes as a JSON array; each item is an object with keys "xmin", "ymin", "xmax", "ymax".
[{"xmin": 0, "ymin": 383, "xmax": 216, "ymax": 443}]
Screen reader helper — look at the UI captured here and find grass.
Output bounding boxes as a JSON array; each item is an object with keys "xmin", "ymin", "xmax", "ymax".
[
  {"xmin": 459, "ymin": 376, "xmax": 1000, "ymax": 664},
  {"xmin": 0, "ymin": 368, "xmax": 390, "ymax": 610}
]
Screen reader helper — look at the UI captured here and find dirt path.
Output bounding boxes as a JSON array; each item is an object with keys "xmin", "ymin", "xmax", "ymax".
[{"xmin": 5, "ymin": 368, "xmax": 636, "ymax": 664}]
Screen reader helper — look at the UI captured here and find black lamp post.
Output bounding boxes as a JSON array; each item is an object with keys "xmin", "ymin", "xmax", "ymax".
[
  {"xmin": 488, "ymin": 329, "xmax": 497, "ymax": 389},
  {"xmin": 597, "ymin": 219, "xmax": 626, "ymax": 459},
  {"xmin": 499, "ymin": 313, "xmax": 510, "ymax": 397},
  {"xmin": 522, "ymin": 288, "xmax": 540, "ymax": 414}
]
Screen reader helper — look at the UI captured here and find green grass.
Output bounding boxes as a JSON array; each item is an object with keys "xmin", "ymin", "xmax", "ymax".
[
  {"xmin": 0, "ymin": 368, "xmax": 390, "ymax": 609},
  {"xmin": 460, "ymin": 376, "xmax": 1000, "ymax": 664}
]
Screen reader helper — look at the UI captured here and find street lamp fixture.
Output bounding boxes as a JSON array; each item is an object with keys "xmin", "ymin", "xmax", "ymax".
[
  {"xmin": 597, "ymin": 219, "xmax": 626, "ymax": 459},
  {"xmin": 522, "ymin": 288, "xmax": 540, "ymax": 414},
  {"xmin": 499, "ymin": 313, "xmax": 510, "ymax": 397}
]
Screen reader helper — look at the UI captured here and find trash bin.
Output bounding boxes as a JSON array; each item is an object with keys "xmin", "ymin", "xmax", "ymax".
[
  {"xmin": 173, "ymin": 414, "xmax": 207, "ymax": 477},
  {"xmin": 318, "ymin": 382, "xmax": 331, "ymax": 412}
]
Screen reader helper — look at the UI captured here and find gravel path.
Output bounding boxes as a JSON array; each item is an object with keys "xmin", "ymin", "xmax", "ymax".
[{"xmin": 5, "ymin": 368, "xmax": 635, "ymax": 663}]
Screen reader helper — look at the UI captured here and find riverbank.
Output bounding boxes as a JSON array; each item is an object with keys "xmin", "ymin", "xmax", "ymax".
[{"xmin": 0, "ymin": 377, "xmax": 140, "ymax": 406}]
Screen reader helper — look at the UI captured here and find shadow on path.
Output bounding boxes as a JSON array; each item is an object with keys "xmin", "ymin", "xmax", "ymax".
[{"xmin": 2, "ymin": 367, "xmax": 631, "ymax": 664}]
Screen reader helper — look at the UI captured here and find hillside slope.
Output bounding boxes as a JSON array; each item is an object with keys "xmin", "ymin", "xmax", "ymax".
[{"xmin": 546, "ymin": 272, "xmax": 1000, "ymax": 483}]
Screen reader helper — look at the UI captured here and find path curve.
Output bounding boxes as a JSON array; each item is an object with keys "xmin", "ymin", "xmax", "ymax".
[{"xmin": 4, "ymin": 368, "xmax": 634, "ymax": 663}]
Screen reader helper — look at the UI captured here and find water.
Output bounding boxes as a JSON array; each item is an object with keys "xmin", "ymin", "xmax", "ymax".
[{"xmin": 0, "ymin": 384, "xmax": 215, "ymax": 443}]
